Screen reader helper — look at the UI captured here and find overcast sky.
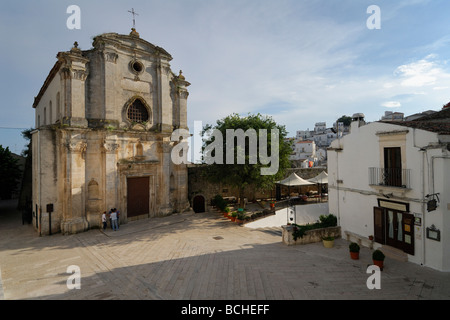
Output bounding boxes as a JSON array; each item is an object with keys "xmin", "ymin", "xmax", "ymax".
[{"xmin": 1, "ymin": 0, "xmax": 450, "ymax": 155}]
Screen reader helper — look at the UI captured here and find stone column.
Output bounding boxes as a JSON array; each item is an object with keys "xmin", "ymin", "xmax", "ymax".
[
  {"xmin": 58, "ymin": 43, "xmax": 89, "ymax": 127},
  {"xmin": 156, "ymin": 60, "xmax": 173, "ymax": 133},
  {"xmin": 174, "ymin": 71, "xmax": 190, "ymax": 130},
  {"xmin": 103, "ymin": 139, "xmax": 120, "ymax": 215},
  {"xmin": 61, "ymin": 138, "xmax": 89, "ymax": 234},
  {"xmin": 159, "ymin": 139, "xmax": 173, "ymax": 215}
]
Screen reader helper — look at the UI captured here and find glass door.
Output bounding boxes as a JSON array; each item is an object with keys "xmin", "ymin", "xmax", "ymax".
[{"xmin": 385, "ymin": 209, "xmax": 414, "ymax": 255}]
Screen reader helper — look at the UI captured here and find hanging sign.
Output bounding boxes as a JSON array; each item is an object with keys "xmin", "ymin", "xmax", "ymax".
[{"xmin": 426, "ymin": 225, "xmax": 440, "ymax": 242}]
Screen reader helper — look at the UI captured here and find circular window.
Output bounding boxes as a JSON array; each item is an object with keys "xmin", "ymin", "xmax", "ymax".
[{"xmin": 130, "ymin": 60, "xmax": 144, "ymax": 74}]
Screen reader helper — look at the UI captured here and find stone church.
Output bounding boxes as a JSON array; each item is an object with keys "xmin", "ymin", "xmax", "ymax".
[{"xmin": 31, "ymin": 29, "xmax": 191, "ymax": 235}]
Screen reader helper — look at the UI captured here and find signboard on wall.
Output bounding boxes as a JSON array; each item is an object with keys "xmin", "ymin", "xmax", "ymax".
[{"xmin": 377, "ymin": 199, "xmax": 409, "ymax": 212}]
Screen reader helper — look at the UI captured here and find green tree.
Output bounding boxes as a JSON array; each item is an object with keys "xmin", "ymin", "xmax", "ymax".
[
  {"xmin": 18, "ymin": 129, "xmax": 33, "ymax": 211},
  {"xmin": 337, "ymin": 115, "xmax": 352, "ymax": 127},
  {"xmin": 0, "ymin": 145, "xmax": 22, "ymax": 200},
  {"xmin": 201, "ymin": 113, "xmax": 291, "ymax": 208}
]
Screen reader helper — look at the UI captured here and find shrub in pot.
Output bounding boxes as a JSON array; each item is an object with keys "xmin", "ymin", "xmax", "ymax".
[
  {"xmin": 322, "ymin": 236, "xmax": 335, "ymax": 248},
  {"xmin": 372, "ymin": 249, "xmax": 385, "ymax": 270},
  {"xmin": 349, "ymin": 242, "xmax": 360, "ymax": 260}
]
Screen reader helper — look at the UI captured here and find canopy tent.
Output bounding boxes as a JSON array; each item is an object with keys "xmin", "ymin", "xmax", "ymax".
[
  {"xmin": 308, "ymin": 171, "xmax": 328, "ymax": 184},
  {"xmin": 277, "ymin": 173, "xmax": 315, "ymax": 186},
  {"xmin": 276, "ymin": 173, "xmax": 315, "ymax": 225}
]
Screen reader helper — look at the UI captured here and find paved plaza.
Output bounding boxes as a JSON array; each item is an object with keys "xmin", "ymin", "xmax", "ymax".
[{"xmin": 1, "ymin": 199, "xmax": 449, "ymax": 302}]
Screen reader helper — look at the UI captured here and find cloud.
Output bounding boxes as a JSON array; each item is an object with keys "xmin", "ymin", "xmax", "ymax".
[
  {"xmin": 394, "ymin": 55, "xmax": 447, "ymax": 87},
  {"xmin": 381, "ymin": 101, "xmax": 402, "ymax": 108}
]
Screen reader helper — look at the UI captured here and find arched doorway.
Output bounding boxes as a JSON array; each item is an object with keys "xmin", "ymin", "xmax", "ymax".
[{"xmin": 193, "ymin": 195, "xmax": 205, "ymax": 213}]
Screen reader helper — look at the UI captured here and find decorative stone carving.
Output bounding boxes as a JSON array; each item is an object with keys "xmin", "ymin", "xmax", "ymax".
[
  {"xmin": 162, "ymin": 142, "xmax": 173, "ymax": 153},
  {"xmin": 60, "ymin": 67, "xmax": 72, "ymax": 80},
  {"xmin": 179, "ymin": 90, "xmax": 189, "ymax": 99},
  {"xmin": 103, "ymin": 141, "xmax": 120, "ymax": 153},
  {"xmin": 66, "ymin": 140, "xmax": 87, "ymax": 154},
  {"xmin": 73, "ymin": 69, "xmax": 88, "ymax": 81},
  {"xmin": 104, "ymin": 51, "xmax": 119, "ymax": 63}
]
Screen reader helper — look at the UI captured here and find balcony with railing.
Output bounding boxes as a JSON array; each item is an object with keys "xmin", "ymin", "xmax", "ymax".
[{"xmin": 369, "ymin": 167, "xmax": 411, "ymax": 189}]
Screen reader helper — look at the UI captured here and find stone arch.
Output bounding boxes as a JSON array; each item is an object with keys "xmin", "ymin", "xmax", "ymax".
[
  {"xmin": 123, "ymin": 96, "xmax": 152, "ymax": 126},
  {"xmin": 192, "ymin": 194, "xmax": 206, "ymax": 213},
  {"xmin": 88, "ymin": 179, "xmax": 99, "ymax": 200},
  {"xmin": 56, "ymin": 92, "xmax": 61, "ymax": 120},
  {"xmin": 136, "ymin": 141, "xmax": 144, "ymax": 158}
]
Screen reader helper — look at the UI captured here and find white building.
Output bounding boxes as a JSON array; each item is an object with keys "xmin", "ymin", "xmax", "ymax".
[
  {"xmin": 328, "ymin": 107, "xmax": 450, "ymax": 272},
  {"xmin": 381, "ymin": 111, "xmax": 404, "ymax": 121},
  {"xmin": 290, "ymin": 140, "xmax": 316, "ymax": 162}
]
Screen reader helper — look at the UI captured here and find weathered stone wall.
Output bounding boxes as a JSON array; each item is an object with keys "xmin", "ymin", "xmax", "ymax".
[
  {"xmin": 32, "ymin": 32, "xmax": 191, "ymax": 235},
  {"xmin": 282, "ymin": 225, "xmax": 341, "ymax": 246},
  {"xmin": 187, "ymin": 165, "xmax": 327, "ymax": 210}
]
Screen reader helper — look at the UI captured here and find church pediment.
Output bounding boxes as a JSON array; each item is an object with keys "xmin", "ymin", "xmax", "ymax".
[{"xmin": 92, "ymin": 32, "xmax": 173, "ymax": 61}]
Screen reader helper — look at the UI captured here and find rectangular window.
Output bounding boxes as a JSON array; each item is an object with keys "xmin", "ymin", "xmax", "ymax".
[{"xmin": 384, "ymin": 147, "xmax": 401, "ymax": 187}]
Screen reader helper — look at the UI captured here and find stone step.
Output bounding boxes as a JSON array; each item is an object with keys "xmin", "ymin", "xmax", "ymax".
[{"xmin": 380, "ymin": 245, "xmax": 408, "ymax": 262}]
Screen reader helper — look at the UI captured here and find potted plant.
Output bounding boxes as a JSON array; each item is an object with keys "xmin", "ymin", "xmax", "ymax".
[
  {"xmin": 349, "ymin": 242, "xmax": 360, "ymax": 260},
  {"xmin": 236, "ymin": 211, "xmax": 246, "ymax": 224},
  {"xmin": 223, "ymin": 207, "xmax": 230, "ymax": 217},
  {"xmin": 322, "ymin": 236, "xmax": 335, "ymax": 248},
  {"xmin": 368, "ymin": 235, "xmax": 374, "ymax": 241},
  {"xmin": 230, "ymin": 211, "xmax": 237, "ymax": 222},
  {"xmin": 270, "ymin": 201, "xmax": 276, "ymax": 209},
  {"xmin": 372, "ymin": 249, "xmax": 385, "ymax": 270}
]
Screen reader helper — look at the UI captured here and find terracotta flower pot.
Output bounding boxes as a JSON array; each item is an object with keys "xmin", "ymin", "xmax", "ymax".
[
  {"xmin": 350, "ymin": 251, "xmax": 359, "ymax": 260},
  {"xmin": 373, "ymin": 260, "xmax": 384, "ymax": 270}
]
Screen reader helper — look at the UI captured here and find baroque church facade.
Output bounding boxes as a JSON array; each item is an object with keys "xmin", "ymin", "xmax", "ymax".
[{"xmin": 31, "ymin": 29, "xmax": 191, "ymax": 235}]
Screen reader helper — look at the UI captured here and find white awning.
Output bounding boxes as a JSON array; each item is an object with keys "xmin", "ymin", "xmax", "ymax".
[
  {"xmin": 308, "ymin": 171, "xmax": 328, "ymax": 184},
  {"xmin": 277, "ymin": 173, "xmax": 315, "ymax": 186}
]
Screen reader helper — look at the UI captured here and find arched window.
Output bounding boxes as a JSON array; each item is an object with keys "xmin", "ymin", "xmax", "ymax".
[
  {"xmin": 127, "ymin": 98, "xmax": 149, "ymax": 123},
  {"xmin": 56, "ymin": 92, "xmax": 61, "ymax": 119},
  {"xmin": 49, "ymin": 101, "xmax": 52, "ymax": 124}
]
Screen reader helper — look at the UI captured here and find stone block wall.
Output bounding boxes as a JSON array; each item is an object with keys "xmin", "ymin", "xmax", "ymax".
[{"xmin": 282, "ymin": 225, "xmax": 341, "ymax": 246}]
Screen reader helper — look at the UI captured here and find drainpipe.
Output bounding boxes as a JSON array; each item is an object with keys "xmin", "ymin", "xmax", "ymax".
[
  {"xmin": 420, "ymin": 148, "xmax": 426, "ymax": 267},
  {"xmin": 336, "ymin": 149, "xmax": 340, "ymax": 227}
]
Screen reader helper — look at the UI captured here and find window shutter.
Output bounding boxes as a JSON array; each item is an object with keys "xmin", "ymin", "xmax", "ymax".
[
  {"xmin": 374, "ymin": 207, "xmax": 385, "ymax": 244},
  {"xmin": 402, "ymin": 213, "xmax": 415, "ymax": 255}
]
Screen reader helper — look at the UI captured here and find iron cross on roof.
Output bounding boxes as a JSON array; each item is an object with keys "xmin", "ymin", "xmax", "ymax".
[{"xmin": 128, "ymin": 8, "xmax": 139, "ymax": 29}]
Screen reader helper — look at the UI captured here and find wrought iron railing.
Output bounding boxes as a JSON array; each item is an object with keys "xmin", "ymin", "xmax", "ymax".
[{"xmin": 369, "ymin": 167, "xmax": 411, "ymax": 189}]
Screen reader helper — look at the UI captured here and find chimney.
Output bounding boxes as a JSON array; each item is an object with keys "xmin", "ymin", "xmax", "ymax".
[{"xmin": 350, "ymin": 113, "xmax": 365, "ymax": 132}]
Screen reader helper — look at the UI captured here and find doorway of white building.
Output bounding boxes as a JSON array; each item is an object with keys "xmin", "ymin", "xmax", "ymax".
[{"xmin": 374, "ymin": 201, "xmax": 414, "ymax": 255}]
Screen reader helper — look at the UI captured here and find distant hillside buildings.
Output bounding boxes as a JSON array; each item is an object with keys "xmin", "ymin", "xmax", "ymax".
[
  {"xmin": 289, "ymin": 120, "xmax": 350, "ymax": 167},
  {"xmin": 289, "ymin": 109, "xmax": 442, "ymax": 168}
]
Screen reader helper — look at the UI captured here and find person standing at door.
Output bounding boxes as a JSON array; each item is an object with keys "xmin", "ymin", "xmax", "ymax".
[
  {"xmin": 110, "ymin": 208, "xmax": 118, "ymax": 231},
  {"xmin": 114, "ymin": 208, "xmax": 120, "ymax": 229},
  {"xmin": 101, "ymin": 211, "xmax": 107, "ymax": 231}
]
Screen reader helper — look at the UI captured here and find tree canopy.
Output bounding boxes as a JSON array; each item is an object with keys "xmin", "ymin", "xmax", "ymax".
[
  {"xmin": 0, "ymin": 145, "xmax": 22, "ymax": 200},
  {"xmin": 201, "ymin": 113, "xmax": 292, "ymax": 208},
  {"xmin": 337, "ymin": 115, "xmax": 352, "ymax": 127}
]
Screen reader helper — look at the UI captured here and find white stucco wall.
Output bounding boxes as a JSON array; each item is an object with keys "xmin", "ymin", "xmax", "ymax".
[
  {"xmin": 328, "ymin": 120, "xmax": 450, "ymax": 271},
  {"xmin": 245, "ymin": 203, "xmax": 329, "ymax": 229}
]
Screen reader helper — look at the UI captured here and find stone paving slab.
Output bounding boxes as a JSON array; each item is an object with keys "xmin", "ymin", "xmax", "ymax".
[{"xmin": 1, "ymin": 199, "xmax": 450, "ymax": 303}]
